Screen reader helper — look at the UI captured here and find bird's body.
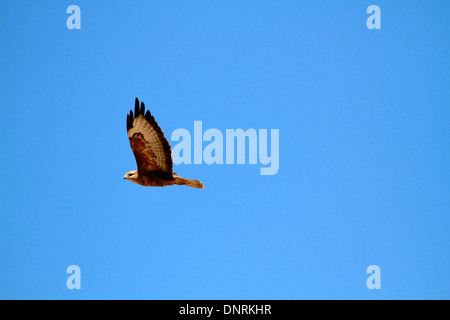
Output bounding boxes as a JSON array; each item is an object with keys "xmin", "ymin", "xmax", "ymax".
[
  {"xmin": 125, "ymin": 169, "xmax": 203, "ymax": 188},
  {"xmin": 124, "ymin": 98, "xmax": 203, "ymax": 189}
]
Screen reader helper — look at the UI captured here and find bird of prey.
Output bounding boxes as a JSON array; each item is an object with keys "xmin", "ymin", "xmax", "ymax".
[{"xmin": 124, "ymin": 98, "xmax": 204, "ymax": 189}]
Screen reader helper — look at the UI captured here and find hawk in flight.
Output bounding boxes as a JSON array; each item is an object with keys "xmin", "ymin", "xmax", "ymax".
[{"xmin": 124, "ymin": 98, "xmax": 204, "ymax": 189}]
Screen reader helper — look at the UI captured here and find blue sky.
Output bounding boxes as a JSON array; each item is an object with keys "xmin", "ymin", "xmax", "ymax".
[{"xmin": 0, "ymin": 1, "xmax": 449, "ymax": 299}]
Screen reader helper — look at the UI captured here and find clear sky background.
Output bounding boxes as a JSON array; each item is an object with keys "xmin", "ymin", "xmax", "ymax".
[{"xmin": 0, "ymin": 1, "xmax": 448, "ymax": 299}]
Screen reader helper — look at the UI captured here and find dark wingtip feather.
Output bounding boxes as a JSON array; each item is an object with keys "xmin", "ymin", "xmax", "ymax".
[
  {"xmin": 134, "ymin": 100, "xmax": 140, "ymax": 118},
  {"xmin": 128, "ymin": 99, "xmax": 144, "ymax": 131},
  {"xmin": 128, "ymin": 98, "xmax": 155, "ymax": 133}
]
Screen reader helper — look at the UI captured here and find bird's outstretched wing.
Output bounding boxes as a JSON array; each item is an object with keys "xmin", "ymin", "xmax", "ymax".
[{"xmin": 126, "ymin": 98, "xmax": 173, "ymax": 174}]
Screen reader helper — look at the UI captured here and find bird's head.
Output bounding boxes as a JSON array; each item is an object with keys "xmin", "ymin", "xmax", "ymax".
[{"xmin": 124, "ymin": 170, "xmax": 138, "ymax": 182}]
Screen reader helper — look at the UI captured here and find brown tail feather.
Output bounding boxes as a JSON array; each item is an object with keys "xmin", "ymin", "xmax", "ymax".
[{"xmin": 174, "ymin": 177, "xmax": 204, "ymax": 189}]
